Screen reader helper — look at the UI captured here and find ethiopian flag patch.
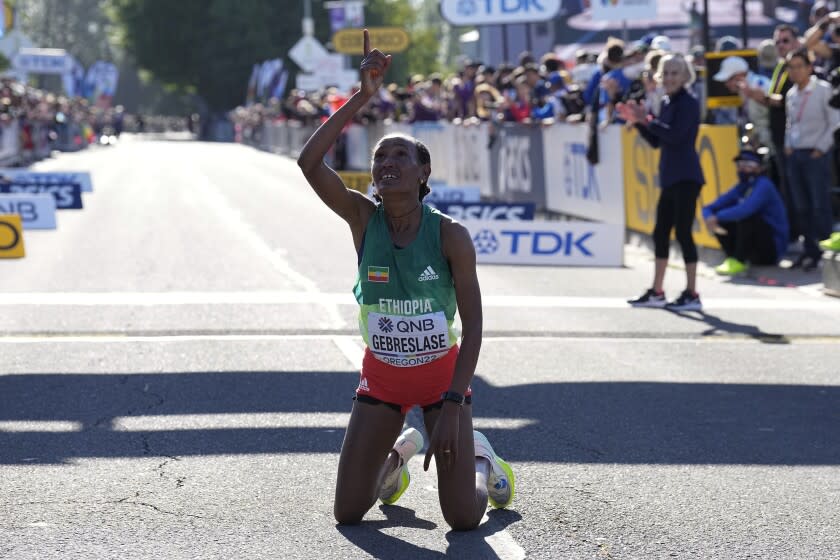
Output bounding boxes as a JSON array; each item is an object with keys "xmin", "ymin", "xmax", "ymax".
[{"xmin": 367, "ymin": 266, "xmax": 390, "ymax": 283}]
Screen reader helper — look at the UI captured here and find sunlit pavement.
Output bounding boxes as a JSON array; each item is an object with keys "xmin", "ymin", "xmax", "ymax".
[{"xmin": 1, "ymin": 138, "xmax": 838, "ymax": 559}]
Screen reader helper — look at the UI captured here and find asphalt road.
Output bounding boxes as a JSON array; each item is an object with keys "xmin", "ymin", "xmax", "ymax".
[{"xmin": 1, "ymin": 136, "xmax": 838, "ymax": 560}]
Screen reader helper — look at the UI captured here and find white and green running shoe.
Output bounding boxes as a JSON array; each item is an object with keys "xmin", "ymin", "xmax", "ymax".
[
  {"xmin": 379, "ymin": 427, "xmax": 424, "ymax": 505},
  {"xmin": 473, "ymin": 430, "xmax": 515, "ymax": 509}
]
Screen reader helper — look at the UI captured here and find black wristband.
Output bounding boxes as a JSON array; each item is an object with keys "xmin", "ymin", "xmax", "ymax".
[{"xmin": 441, "ymin": 391, "xmax": 465, "ymax": 406}]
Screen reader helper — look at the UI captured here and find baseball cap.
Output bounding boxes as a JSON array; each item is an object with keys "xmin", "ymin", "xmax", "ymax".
[
  {"xmin": 651, "ymin": 35, "xmax": 672, "ymax": 52},
  {"xmin": 757, "ymin": 39, "xmax": 777, "ymax": 68},
  {"xmin": 733, "ymin": 148, "xmax": 763, "ymax": 164},
  {"xmin": 713, "ymin": 56, "xmax": 750, "ymax": 81},
  {"xmin": 812, "ymin": 1, "xmax": 830, "ymax": 18}
]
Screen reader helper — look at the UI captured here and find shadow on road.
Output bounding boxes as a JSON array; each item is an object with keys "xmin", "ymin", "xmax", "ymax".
[
  {"xmin": 1, "ymin": 370, "xmax": 838, "ymax": 466},
  {"xmin": 336, "ymin": 506, "xmax": 522, "ymax": 559},
  {"xmin": 666, "ymin": 309, "xmax": 790, "ymax": 343}
]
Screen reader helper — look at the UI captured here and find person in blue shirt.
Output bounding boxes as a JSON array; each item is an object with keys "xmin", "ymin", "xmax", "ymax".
[{"xmin": 702, "ymin": 148, "xmax": 790, "ymax": 275}]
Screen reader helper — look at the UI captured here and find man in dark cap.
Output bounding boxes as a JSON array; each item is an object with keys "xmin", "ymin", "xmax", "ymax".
[{"xmin": 702, "ymin": 148, "xmax": 790, "ymax": 275}]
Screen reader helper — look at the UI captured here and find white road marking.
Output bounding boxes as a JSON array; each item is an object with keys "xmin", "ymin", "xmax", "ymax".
[
  {"xmin": 332, "ymin": 336, "xmax": 364, "ymax": 370},
  {"xmin": 0, "ymin": 291, "xmax": 837, "ymax": 310},
  {"xmin": 482, "ymin": 512, "xmax": 527, "ymax": 560},
  {"xmin": 0, "ymin": 421, "xmax": 83, "ymax": 432},
  {"xmin": 109, "ymin": 413, "xmax": 535, "ymax": 432},
  {"xmin": 0, "ymin": 333, "xmax": 831, "ymax": 345},
  {"xmin": 0, "ymin": 413, "xmax": 532, "ymax": 433},
  {"xmin": 190, "ymin": 170, "xmax": 346, "ymax": 329}
]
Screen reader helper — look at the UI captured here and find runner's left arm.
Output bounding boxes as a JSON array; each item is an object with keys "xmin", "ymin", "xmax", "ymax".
[
  {"xmin": 444, "ymin": 221, "xmax": 483, "ymax": 397},
  {"xmin": 423, "ymin": 219, "xmax": 483, "ymax": 472}
]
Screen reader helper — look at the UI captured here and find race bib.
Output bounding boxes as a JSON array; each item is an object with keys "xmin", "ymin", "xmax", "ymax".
[{"xmin": 367, "ymin": 311, "xmax": 451, "ymax": 367}]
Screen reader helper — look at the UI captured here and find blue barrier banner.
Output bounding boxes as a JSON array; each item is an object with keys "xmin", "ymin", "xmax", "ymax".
[
  {"xmin": 429, "ymin": 202, "xmax": 535, "ymax": 221},
  {"xmin": 0, "ymin": 193, "xmax": 57, "ymax": 229},
  {"xmin": 424, "ymin": 185, "xmax": 481, "ymax": 203},
  {"xmin": 0, "ymin": 170, "xmax": 93, "ymax": 192},
  {"xmin": 0, "ymin": 182, "xmax": 83, "ymax": 209},
  {"xmin": 463, "ymin": 220, "xmax": 624, "ymax": 266}
]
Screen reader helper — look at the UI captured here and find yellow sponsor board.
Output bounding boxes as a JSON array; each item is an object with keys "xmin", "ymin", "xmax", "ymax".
[
  {"xmin": 332, "ymin": 27, "xmax": 410, "ymax": 55},
  {"xmin": 622, "ymin": 125, "xmax": 740, "ymax": 249},
  {"xmin": 0, "ymin": 214, "xmax": 25, "ymax": 258},
  {"xmin": 338, "ymin": 171, "xmax": 372, "ymax": 194}
]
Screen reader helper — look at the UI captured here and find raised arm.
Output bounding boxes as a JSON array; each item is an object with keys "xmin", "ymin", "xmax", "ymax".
[{"xmin": 297, "ymin": 30, "xmax": 391, "ymax": 229}]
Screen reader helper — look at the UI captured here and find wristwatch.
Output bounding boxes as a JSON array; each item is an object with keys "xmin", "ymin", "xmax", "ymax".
[{"xmin": 441, "ymin": 391, "xmax": 466, "ymax": 406}]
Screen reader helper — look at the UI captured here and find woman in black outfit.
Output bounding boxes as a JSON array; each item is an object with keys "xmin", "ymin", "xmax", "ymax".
[{"xmin": 618, "ymin": 53, "xmax": 706, "ymax": 311}]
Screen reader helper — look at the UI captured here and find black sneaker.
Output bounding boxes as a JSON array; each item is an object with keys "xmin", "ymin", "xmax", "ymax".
[
  {"xmin": 665, "ymin": 290, "xmax": 702, "ymax": 311},
  {"xmin": 627, "ymin": 288, "xmax": 667, "ymax": 308}
]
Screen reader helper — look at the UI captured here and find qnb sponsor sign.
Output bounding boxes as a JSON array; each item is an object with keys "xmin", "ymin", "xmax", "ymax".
[
  {"xmin": 441, "ymin": 0, "xmax": 561, "ymax": 25},
  {"xmin": 0, "ymin": 194, "xmax": 57, "ymax": 229},
  {"xmin": 430, "ymin": 202, "xmax": 535, "ymax": 220},
  {"xmin": 463, "ymin": 220, "xmax": 623, "ymax": 266}
]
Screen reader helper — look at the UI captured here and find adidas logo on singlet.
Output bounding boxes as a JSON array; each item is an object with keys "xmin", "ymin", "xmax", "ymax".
[
  {"xmin": 358, "ymin": 377, "xmax": 370, "ymax": 392},
  {"xmin": 418, "ymin": 266, "xmax": 439, "ymax": 281}
]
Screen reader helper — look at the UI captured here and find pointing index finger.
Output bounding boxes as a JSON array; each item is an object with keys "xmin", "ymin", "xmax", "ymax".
[{"xmin": 363, "ymin": 28, "xmax": 370, "ymax": 57}]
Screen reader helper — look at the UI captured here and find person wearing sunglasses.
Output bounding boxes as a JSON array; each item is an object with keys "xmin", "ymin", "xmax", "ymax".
[
  {"xmin": 783, "ymin": 47, "xmax": 840, "ymax": 270},
  {"xmin": 743, "ymin": 24, "xmax": 802, "ymax": 245}
]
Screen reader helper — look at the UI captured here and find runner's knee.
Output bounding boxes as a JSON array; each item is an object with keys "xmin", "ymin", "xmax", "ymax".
[
  {"xmin": 334, "ymin": 503, "xmax": 366, "ymax": 525},
  {"xmin": 444, "ymin": 510, "xmax": 482, "ymax": 532}
]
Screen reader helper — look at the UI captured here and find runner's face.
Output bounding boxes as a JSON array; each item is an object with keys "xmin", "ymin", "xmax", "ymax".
[{"xmin": 371, "ymin": 137, "xmax": 422, "ymax": 196}]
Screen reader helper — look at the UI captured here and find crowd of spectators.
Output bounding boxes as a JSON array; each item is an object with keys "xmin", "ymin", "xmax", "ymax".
[
  {"xmin": 0, "ymin": 75, "xmax": 133, "ymax": 162},
  {"xmin": 232, "ymin": 3, "xmax": 840, "ymax": 267}
]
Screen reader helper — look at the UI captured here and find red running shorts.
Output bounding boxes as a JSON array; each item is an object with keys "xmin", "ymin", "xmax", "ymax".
[{"xmin": 356, "ymin": 345, "xmax": 471, "ymax": 415}]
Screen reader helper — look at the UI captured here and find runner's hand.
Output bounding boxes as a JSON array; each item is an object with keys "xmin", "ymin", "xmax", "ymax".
[
  {"xmin": 360, "ymin": 29, "xmax": 391, "ymax": 98},
  {"xmin": 423, "ymin": 405, "xmax": 460, "ymax": 473}
]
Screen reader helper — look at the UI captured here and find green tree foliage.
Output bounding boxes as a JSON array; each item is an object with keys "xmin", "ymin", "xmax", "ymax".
[
  {"xmin": 108, "ymin": 0, "xmax": 330, "ymax": 111},
  {"xmin": 18, "ymin": 0, "xmax": 114, "ymax": 67},
  {"xmin": 364, "ymin": 0, "xmax": 445, "ymax": 86}
]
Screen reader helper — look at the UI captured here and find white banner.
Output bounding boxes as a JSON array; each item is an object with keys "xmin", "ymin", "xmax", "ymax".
[
  {"xmin": 461, "ymin": 219, "xmax": 624, "ymax": 266},
  {"xmin": 440, "ymin": 0, "xmax": 561, "ymax": 25},
  {"xmin": 12, "ymin": 48, "xmax": 72, "ymax": 74},
  {"xmin": 543, "ymin": 124, "xmax": 625, "ymax": 226},
  {"xmin": 345, "ymin": 124, "xmax": 370, "ymax": 171},
  {"xmin": 0, "ymin": 193, "xmax": 57, "ymax": 230},
  {"xmin": 591, "ymin": 0, "xmax": 657, "ymax": 21},
  {"xmin": 410, "ymin": 121, "xmax": 454, "ymax": 185}
]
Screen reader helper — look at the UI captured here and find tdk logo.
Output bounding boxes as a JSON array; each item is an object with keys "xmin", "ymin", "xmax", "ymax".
[
  {"xmin": 456, "ymin": 0, "xmax": 550, "ymax": 17},
  {"xmin": 472, "ymin": 229, "xmax": 594, "ymax": 256},
  {"xmin": 442, "ymin": 0, "xmax": 560, "ymax": 24}
]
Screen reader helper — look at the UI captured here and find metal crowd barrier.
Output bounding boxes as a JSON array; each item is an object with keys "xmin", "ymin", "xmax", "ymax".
[
  {"xmin": 252, "ymin": 119, "xmax": 755, "ymax": 250},
  {"xmin": 0, "ymin": 118, "xmax": 91, "ymax": 167}
]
